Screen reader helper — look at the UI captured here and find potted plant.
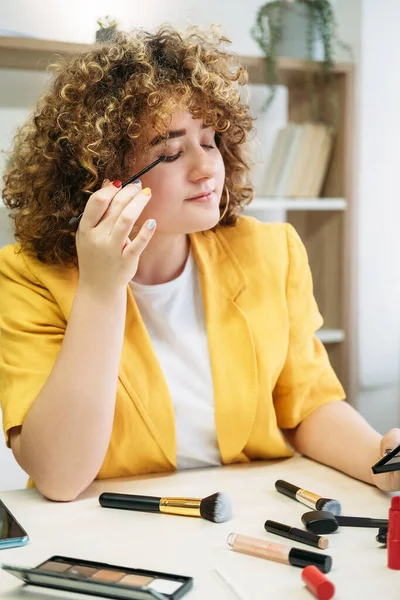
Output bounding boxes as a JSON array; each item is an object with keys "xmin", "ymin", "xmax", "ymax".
[
  {"xmin": 96, "ymin": 16, "xmax": 119, "ymax": 43},
  {"xmin": 251, "ymin": 0, "xmax": 350, "ymax": 111}
]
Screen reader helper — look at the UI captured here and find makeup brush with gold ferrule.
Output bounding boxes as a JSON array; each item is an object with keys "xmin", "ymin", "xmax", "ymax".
[
  {"xmin": 275, "ymin": 480, "xmax": 341, "ymax": 516},
  {"xmin": 99, "ymin": 491, "xmax": 233, "ymax": 523}
]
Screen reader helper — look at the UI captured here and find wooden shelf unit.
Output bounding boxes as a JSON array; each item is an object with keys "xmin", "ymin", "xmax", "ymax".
[
  {"xmin": 0, "ymin": 37, "xmax": 355, "ymax": 397},
  {"xmin": 242, "ymin": 54, "xmax": 354, "ymax": 397}
]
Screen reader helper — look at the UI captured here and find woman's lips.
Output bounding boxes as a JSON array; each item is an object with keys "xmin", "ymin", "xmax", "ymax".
[{"xmin": 185, "ymin": 191, "xmax": 215, "ymax": 203}]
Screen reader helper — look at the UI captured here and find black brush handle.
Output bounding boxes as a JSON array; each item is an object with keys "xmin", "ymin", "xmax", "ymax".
[
  {"xmin": 99, "ymin": 493, "xmax": 161, "ymax": 512},
  {"xmin": 336, "ymin": 515, "xmax": 388, "ymax": 528},
  {"xmin": 275, "ymin": 479, "xmax": 300, "ymax": 499}
]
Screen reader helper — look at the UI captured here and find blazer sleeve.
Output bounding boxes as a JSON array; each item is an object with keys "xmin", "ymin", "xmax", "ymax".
[
  {"xmin": 273, "ymin": 224, "xmax": 346, "ymax": 429},
  {"xmin": 0, "ymin": 246, "xmax": 66, "ymax": 446}
]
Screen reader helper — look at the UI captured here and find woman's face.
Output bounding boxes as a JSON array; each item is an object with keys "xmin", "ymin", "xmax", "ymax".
[{"xmin": 129, "ymin": 107, "xmax": 225, "ymax": 235}]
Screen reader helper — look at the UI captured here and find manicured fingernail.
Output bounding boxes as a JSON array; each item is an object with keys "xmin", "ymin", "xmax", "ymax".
[
  {"xmin": 147, "ymin": 219, "xmax": 156, "ymax": 230},
  {"xmin": 112, "ymin": 180, "xmax": 122, "ymax": 188},
  {"xmin": 142, "ymin": 187, "xmax": 152, "ymax": 196},
  {"xmin": 134, "ymin": 179, "xmax": 142, "ymax": 186}
]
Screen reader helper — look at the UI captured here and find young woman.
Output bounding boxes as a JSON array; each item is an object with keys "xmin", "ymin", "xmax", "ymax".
[{"xmin": 1, "ymin": 26, "xmax": 399, "ymax": 501}]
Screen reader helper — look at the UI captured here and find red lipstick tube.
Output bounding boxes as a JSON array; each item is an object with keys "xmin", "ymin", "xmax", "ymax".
[{"xmin": 388, "ymin": 496, "xmax": 400, "ymax": 569}]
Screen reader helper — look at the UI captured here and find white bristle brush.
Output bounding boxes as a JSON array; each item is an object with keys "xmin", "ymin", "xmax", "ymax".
[{"xmin": 99, "ymin": 491, "xmax": 233, "ymax": 523}]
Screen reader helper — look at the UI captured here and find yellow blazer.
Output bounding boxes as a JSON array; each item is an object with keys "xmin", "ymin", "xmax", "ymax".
[{"xmin": 0, "ymin": 217, "xmax": 345, "ymax": 480}]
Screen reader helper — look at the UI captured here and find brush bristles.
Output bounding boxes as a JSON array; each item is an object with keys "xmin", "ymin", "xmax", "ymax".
[
  {"xmin": 317, "ymin": 498, "xmax": 342, "ymax": 516},
  {"xmin": 200, "ymin": 492, "xmax": 232, "ymax": 523}
]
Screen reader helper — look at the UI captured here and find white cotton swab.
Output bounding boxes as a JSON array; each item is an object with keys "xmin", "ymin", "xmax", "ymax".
[{"xmin": 214, "ymin": 568, "xmax": 250, "ymax": 600}]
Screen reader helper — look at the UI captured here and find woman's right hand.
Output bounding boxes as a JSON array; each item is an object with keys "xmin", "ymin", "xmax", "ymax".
[{"xmin": 76, "ymin": 179, "xmax": 155, "ymax": 294}]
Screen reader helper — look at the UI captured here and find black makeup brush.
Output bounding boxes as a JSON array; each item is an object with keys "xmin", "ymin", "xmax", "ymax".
[
  {"xmin": 275, "ymin": 480, "xmax": 341, "ymax": 516},
  {"xmin": 99, "ymin": 491, "xmax": 232, "ymax": 523},
  {"xmin": 69, "ymin": 154, "xmax": 167, "ymax": 226}
]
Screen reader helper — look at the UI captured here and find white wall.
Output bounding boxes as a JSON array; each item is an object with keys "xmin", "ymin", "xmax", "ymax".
[
  {"xmin": 334, "ymin": 0, "xmax": 400, "ymax": 429},
  {"xmin": 0, "ymin": 0, "xmax": 265, "ymax": 50},
  {"xmin": 357, "ymin": 1, "xmax": 400, "ymax": 387}
]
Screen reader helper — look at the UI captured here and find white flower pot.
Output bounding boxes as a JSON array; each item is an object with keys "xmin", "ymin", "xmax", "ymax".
[{"xmin": 272, "ymin": 3, "xmax": 325, "ymax": 61}]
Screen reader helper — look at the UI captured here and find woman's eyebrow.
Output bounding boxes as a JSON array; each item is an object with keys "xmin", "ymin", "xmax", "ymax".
[{"xmin": 149, "ymin": 123, "xmax": 210, "ymax": 147}]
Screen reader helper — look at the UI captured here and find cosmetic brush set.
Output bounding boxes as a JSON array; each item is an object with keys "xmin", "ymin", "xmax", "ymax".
[{"xmin": 2, "ymin": 476, "xmax": 399, "ymax": 600}]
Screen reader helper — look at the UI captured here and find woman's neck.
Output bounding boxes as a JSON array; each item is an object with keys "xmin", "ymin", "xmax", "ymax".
[{"xmin": 132, "ymin": 232, "xmax": 190, "ymax": 285}]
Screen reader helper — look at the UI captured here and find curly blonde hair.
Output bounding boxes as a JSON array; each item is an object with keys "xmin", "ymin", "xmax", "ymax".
[{"xmin": 2, "ymin": 25, "xmax": 255, "ymax": 265}]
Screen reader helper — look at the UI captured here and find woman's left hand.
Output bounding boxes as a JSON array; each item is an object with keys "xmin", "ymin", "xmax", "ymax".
[{"xmin": 371, "ymin": 428, "xmax": 400, "ymax": 492}]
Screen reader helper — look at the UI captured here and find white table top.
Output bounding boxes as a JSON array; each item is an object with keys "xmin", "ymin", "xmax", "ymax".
[{"xmin": 0, "ymin": 455, "xmax": 398, "ymax": 600}]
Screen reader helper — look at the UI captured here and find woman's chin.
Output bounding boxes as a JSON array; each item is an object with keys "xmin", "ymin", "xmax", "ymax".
[
  {"xmin": 183, "ymin": 199, "xmax": 222, "ymax": 229},
  {"xmin": 155, "ymin": 206, "xmax": 222, "ymax": 234},
  {"xmin": 186, "ymin": 210, "xmax": 221, "ymax": 233}
]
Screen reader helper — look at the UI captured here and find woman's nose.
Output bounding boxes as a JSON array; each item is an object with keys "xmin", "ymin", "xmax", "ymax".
[{"xmin": 189, "ymin": 147, "xmax": 218, "ymax": 180}]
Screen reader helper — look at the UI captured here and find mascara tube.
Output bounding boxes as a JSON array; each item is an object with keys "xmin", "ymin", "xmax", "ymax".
[{"xmin": 264, "ymin": 520, "xmax": 329, "ymax": 550}]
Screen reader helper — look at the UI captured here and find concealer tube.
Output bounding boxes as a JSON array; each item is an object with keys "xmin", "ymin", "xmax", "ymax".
[{"xmin": 227, "ymin": 533, "xmax": 332, "ymax": 573}]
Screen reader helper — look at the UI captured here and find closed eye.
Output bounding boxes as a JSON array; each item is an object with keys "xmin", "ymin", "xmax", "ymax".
[
  {"xmin": 163, "ymin": 152, "xmax": 183, "ymax": 163},
  {"xmin": 161, "ymin": 145, "xmax": 216, "ymax": 163}
]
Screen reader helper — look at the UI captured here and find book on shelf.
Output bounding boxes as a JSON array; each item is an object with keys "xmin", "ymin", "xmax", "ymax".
[{"xmin": 260, "ymin": 122, "xmax": 335, "ymax": 198}]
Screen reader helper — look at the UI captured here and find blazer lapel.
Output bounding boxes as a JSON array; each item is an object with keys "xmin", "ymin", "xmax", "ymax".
[
  {"xmin": 190, "ymin": 229, "xmax": 259, "ymax": 464},
  {"xmin": 117, "ymin": 287, "xmax": 177, "ymax": 468}
]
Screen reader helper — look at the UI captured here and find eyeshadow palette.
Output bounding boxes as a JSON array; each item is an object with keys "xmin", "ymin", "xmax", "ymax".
[
  {"xmin": 1, "ymin": 555, "xmax": 193, "ymax": 600},
  {"xmin": 372, "ymin": 444, "xmax": 400, "ymax": 474}
]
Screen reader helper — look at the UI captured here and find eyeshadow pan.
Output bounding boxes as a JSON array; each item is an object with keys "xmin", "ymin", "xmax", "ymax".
[
  {"xmin": 66, "ymin": 565, "xmax": 98, "ymax": 578},
  {"xmin": 148, "ymin": 579, "xmax": 183, "ymax": 594},
  {"xmin": 119, "ymin": 574, "xmax": 153, "ymax": 586},
  {"xmin": 91, "ymin": 569, "xmax": 125, "ymax": 582},
  {"xmin": 39, "ymin": 561, "xmax": 72, "ymax": 573}
]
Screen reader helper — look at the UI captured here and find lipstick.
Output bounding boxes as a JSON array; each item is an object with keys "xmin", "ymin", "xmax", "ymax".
[
  {"xmin": 302, "ymin": 565, "xmax": 335, "ymax": 600},
  {"xmin": 388, "ymin": 495, "xmax": 400, "ymax": 569}
]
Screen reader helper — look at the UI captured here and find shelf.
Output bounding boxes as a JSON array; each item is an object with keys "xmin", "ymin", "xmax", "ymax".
[
  {"xmin": 246, "ymin": 198, "xmax": 347, "ymax": 211},
  {"xmin": 0, "ymin": 36, "xmax": 353, "ymax": 76},
  {"xmin": 0, "ymin": 36, "xmax": 92, "ymax": 70},
  {"xmin": 316, "ymin": 329, "xmax": 345, "ymax": 344},
  {"xmin": 241, "ymin": 55, "xmax": 353, "ymax": 86}
]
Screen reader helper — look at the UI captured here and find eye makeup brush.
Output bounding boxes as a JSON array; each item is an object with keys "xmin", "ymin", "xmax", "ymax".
[
  {"xmin": 275, "ymin": 480, "xmax": 341, "ymax": 516},
  {"xmin": 99, "ymin": 491, "xmax": 232, "ymax": 523},
  {"xmin": 69, "ymin": 154, "xmax": 167, "ymax": 226}
]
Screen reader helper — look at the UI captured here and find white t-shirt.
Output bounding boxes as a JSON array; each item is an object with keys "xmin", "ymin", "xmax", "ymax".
[{"xmin": 129, "ymin": 249, "xmax": 222, "ymax": 469}]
